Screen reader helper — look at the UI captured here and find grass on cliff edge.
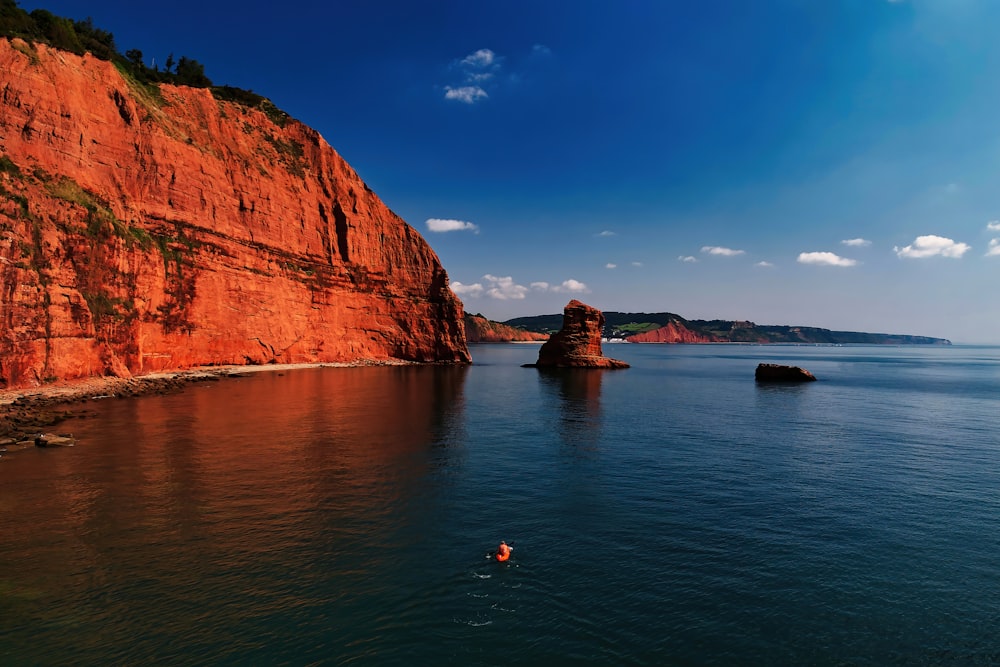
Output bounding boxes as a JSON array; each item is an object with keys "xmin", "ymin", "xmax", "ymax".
[{"xmin": 47, "ymin": 176, "xmax": 152, "ymax": 249}]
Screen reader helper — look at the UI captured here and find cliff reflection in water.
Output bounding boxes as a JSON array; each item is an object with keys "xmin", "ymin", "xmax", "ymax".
[{"xmin": 0, "ymin": 366, "xmax": 468, "ymax": 662}]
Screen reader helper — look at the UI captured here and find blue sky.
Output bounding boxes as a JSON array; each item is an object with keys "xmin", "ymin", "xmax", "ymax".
[{"xmin": 21, "ymin": 1, "xmax": 1000, "ymax": 343}]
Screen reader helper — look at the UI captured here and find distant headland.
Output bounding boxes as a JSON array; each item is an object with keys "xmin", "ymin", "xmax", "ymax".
[{"xmin": 501, "ymin": 311, "xmax": 951, "ymax": 345}]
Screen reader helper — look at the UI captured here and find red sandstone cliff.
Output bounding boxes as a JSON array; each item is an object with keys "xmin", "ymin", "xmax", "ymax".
[
  {"xmin": 464, "ymin": 313, "xmax": 548, "ymax": 343},
  {"xmin": 0, "ymin": 39, "xmax": 469, "ymax": 388},
  {"xmin": 627, "ymin": 321, "xmax": 718, "ymax": 343}
]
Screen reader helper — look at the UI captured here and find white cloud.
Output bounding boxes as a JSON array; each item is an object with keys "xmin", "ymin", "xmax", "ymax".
[
  {"xmin": 466, "ymin": 278, "xmax": 583, "ymax": 295},
  {"xmin": 553, "ymin": 279, "xmax": 589, "ymax": 293},
  {"xmin": 894, "ymin": 235, "xmax": 970, "ymax": 259},
  {"xmin": 797, "ymin": 251, "xmax": 858, "ymax": 267},
  {"xmin": 631, "ymin": 261, "xmax": 643, "ymax": 267},
  {"xmin": 426, "ymin": 218, "xmax": 479, "ymax": 233},
  {"xmin": 701, "ymin": 246, "xmax": 745, "ymax": 257},
  {"xmin": 451, "ymin": 281, "xmax": 483, "ymax": 297},
  {"xmin": 605, "ymin": 263, "xmax": 617, "ymax": 269},
  {"xmin": 445, "ymin": 46, "xmax": 548, "ymax": 104},
  {"xmin": 842, "ymin": 238, "xmax": 871, "ymax": 247},
  {"xmin": 444, "ymin": 49, "xmax": 502, "ymax": 103},
  {"xmin": 755, "ymin": 261, "xmax": 774, "ymax": 268},
  {"xmin": 596, "ymin": 230, "xmax": 616, "ymax": 237},
  {"xmin": 987, "ymin": 220, "xmax": 1000, "ymax": 232},
  {"xmin": 460, "ymin": 48, "xmax": 496, "ymax": 68},
  {"xmin": 678, "ymin": 255, "xmax": 698, "ymax": 263},
  {"xmin": 444, "ymin": 86, "xmax": 488, "ymax": 103},
  {"xmin": 456, "ymin": 274, "xmax": 550, "ymax": 299},
  {"xmin": 483, "ymin": 274, "xmax": 528, "ymax": 300},
  {"xmin": 987, "ymin": 239, "xmax": 1000, "ymax": 257}
]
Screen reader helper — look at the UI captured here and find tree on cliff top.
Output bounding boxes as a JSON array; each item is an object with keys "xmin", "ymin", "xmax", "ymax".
[
  {"xmin": 173, "ymin": 56, "xmax": 212, "ymax": 87},
  {"xmin": 0, "ymin": 1, "xmax": 208, "ymax": 86},
  {"xmin": 1, "ymin": 2, "xmax": 115, "ymax": 60},
  {"xmin": 0, "ymin": 0, "xmax": 35, "ymax": 36},
  {"xmin": 0, "ymin": 1, "xmax": 295, "ymax": 122}
]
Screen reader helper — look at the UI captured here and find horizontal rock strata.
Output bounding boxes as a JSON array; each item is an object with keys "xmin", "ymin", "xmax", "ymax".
[{"xmin": 0, "ymin": 39, "xmax": 469, "ymax": 389}]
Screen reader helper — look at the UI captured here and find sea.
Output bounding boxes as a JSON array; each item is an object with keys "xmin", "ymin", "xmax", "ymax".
[{"xmin": 1, "ymin": 343, "xmax": 998, "ymax": 665}]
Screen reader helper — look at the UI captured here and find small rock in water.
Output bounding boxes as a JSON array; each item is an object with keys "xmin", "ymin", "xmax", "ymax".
[
  {"xmin": 755, "ymin": 363, "xmax": 817, "ymax": 382},
  {"xmin": 34, "ymin": 433, "xmax": 76, "ymax": 447}
]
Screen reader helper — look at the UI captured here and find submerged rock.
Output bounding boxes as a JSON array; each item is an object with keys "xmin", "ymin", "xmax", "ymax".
[
  {"xmin": 755, "ymin": 363, "xmax": 817, "ymax": 382},
  {"xmin": 524, "ymin": 300, "xmax": 629, "ymax": 369},
  {"xmin": 34, "ymin": 433, "xmax": 76, "ymax": 447}
]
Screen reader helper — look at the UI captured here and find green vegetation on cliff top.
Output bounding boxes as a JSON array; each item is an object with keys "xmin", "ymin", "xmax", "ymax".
[
  {"xmin": 0, "ymin": 0, "xmax": 289, "ymax": 124},
  {"xmin": 505, "ymin": 311, "xmax": 689, "ymax": 335}
]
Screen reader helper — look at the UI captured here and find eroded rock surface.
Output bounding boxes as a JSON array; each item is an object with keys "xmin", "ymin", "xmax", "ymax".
[
  {"xmin": 0, "ymin": 39, "xmax": 469, "ymax": 389},
  {"xmin": 526, "ymin": 300, "xmax": 629, "ymax": 369}
]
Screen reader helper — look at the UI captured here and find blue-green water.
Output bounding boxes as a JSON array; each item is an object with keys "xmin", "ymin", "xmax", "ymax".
[{"xmin": 2, "ymin": 344, "xmax": 999, "ymax": 665}]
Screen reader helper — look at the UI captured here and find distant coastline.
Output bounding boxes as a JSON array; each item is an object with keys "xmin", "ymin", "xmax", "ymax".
[{"xmin": 501, "ymin": 311, "xmax": 951, "ymax": 346}]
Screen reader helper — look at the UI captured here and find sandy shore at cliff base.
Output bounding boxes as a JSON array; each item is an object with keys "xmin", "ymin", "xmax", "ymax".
[{"xmin": 0, "ymin": 360, "xmax": 416, "ymax": 443}]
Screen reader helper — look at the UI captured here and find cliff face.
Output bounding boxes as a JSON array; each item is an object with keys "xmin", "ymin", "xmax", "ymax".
[
  {"xmin": 0, "ymin": 39, "xmax": 470, "ymax": 388},
  {"xmin": 464, "ymin": 314, "xmax": 548, "ymax": 343},
  {"xmin": 627, "ymin": 321, "xmax": 717, "ymax": 343}
]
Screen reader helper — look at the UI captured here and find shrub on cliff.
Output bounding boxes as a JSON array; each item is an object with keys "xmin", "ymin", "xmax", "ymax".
[
  {"xmin": 0, "ymin": 154, "xmax": 21, "ymax": 176},
  {"xmin": 1, "ymin": 3, "xmax": 115, "ymax": 60},
  {"xmin": 211, "ymin": 86, "xmax": 289, "ymax": 127}
]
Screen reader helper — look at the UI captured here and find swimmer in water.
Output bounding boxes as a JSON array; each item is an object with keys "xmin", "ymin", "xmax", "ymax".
[{"xmin": 496, "ymin": 541, "xmax": 511, "ymax": 562}]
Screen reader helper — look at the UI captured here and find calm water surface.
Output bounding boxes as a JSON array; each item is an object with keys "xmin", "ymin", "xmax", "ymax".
[{"xmin": 2, "ymin": 344, "xmax": 999, "ymax": 665}]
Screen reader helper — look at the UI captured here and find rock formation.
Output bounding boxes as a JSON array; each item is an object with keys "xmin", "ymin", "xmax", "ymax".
[
  {"xmin": 525, "ymin": 300, "xmax": 629, "ymax": 369},
  {"xmin": 754, "ymin": 364, "xmax": 817, "ymax": 382},
  {"xmin": 0, "ymin": 38, "xmax": 470, "ymax": 389},
  {"xmin": 628, "ymin": 321, "xmax": 718, "ymax": 343},
  {"xmin": 464, "ymin": 313, "xmax": 548, "ymax": 343}
]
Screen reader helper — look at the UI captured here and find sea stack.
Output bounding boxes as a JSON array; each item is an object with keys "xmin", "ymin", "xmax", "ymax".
[
  {"xmin": 754, "ymin": 363, "xmax": 817, "ymax": 382},
  {"xmin": 524, "ymin": 300, "xmax": 629, "ymax": 369}
]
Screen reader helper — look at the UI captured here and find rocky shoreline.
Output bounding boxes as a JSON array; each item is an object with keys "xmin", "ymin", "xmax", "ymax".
[{"xmin": 0, "ymin": 361, "xmax": 413, "ymax": 446}]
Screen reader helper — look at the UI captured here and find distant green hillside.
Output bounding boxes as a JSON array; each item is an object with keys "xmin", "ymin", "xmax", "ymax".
[
  {"xmin": 505, "ymin": 311, "xmax": 951, "ymax": 345},
  {"xmin": 687, "ymin": 320, "xmax": 950, "ymax": 345},
  {"xmin": 506, "ymin": 310, "xmax": 689, "ymax": 335}
]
